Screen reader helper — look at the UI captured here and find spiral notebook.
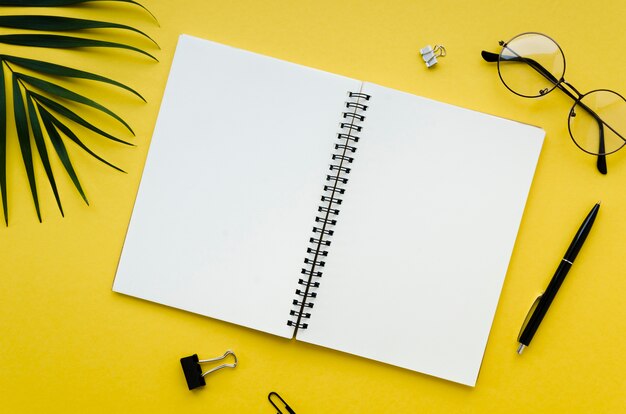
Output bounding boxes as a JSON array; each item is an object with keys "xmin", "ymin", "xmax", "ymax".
[{"xmin": 113, "ymin": 34, "xmax": 544, "ymax": 386}]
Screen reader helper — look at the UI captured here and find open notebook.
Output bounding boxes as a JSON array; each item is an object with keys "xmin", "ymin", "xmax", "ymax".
[{"xmin": 113, "ymin": 34, "xmax": 544, "ymax": 386}]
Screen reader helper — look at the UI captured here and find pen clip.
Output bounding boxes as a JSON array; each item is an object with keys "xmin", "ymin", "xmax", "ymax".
[
  {"xmin": 268, "ymin": 391, "xmax": 296, "ymax": 414},
  {"xmin": 518, "ymin": 293, "xmax": 543, "ymax": 341}
]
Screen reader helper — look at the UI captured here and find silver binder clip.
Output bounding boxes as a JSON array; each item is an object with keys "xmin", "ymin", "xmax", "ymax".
[{"xmin": 420, "ymin": 44, "xmax": 446, "ymax": 68}]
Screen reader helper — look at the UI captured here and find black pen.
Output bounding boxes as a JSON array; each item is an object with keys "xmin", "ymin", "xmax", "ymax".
[{"xmin": 517, "ymin": 202, "xmax": 600, "ymax": 354}]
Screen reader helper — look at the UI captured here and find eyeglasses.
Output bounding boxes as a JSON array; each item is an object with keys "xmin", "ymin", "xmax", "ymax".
[{"xmin": 482, "ymin": 32, "xmax": 626, "ymax": 175}]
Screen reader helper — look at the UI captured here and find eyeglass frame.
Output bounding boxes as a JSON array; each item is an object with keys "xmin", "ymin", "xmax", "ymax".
[{"xmin": 481, "ymin": 32, "xmax": 626, "ymax": 175}]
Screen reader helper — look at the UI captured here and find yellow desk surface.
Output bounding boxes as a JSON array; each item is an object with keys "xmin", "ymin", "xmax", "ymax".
[{"xmin": 1, "ymin": 1, "xmax": 624, "ymax": 412}]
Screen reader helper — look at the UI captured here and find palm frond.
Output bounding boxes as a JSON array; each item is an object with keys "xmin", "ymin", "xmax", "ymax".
[
  {"xmin": 0, "ymin": 0, "xmax": 157, "ymax": 23},
  {"xmin": 0, "ymin": 0, "xmax": 158, "ymax": 224},
  {"xmin": 0, "ymin": 15, "xmax": 159, "ymax": 47},
  {"xmin": 41, "ymin": 105, "xmax": 125, "ymax": 173},
  {"xmin": 17, "ymin": 71, "xmax": 134, "ymax": 133},
  {"xmin": 31, "ymin": 92, "xmax": 133, "ymax": 145},
  {"xmin": 1, "ymin": 54, "xmax": 145, "ymax": 101},
  {"xmin": 0, "ymin": 34, "xmax": 158, "ymax": 60},
  {"xmin": 27, "ymin": 93, "xmax": 64, "ymax": 216},
  {"xmin": 0, "ymin": 65, "xmax": 7, "ymax": 225},
  {"xmin": 39, "ymin": 107, "xmax": 89, "ymax": 204},
  {"xmin": 12, "ymin": 75, "xmax": 41, "ymax": 222}
]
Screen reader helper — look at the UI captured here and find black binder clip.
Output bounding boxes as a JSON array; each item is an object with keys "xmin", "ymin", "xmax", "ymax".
[
  {"xmin": 268, "ymin": 391, "xmax": 296, "ymax": 414},
  {"xmin": 180, "ymin": 350, "xmax": 237, "ymax": 390}
]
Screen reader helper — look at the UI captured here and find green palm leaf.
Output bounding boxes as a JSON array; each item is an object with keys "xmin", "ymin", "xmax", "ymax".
[
  {"xmin": 1, "ymin": 0, "xmax": 146, "ymax": 6},
  {"xmin": 0, "ymin": 64, "xmax": 7, "ymax": 225},
  {"xmin": 0, "ymin": 34, "xmax": 158, "ymax": 61},
  {"xmin": 27, "ymin": 93, "xmax": 64, "ymax": 216},
  {"xmin": 0, "ymin": 16, "xmax": 158, "ymax": 47},
  {"xmin": 2, "ymin": 55, "xmax": 145, "ymax": 101},
  {"xmin": 31, "ymin": 92, "xmax": 132, "ymax": 145},
  {"xmin": 0, "ymin": 0, "xmax": 157, "ymax": 22},
  {"xmin": 16, "ymin": 72, "xmax": 135, "ymax": 134},
  {"xmin": 39, "ymin": 104, "xmax": 125, "ymax": 173},
  {"xmin": 12, "ymin": 76, "xmax": 41, "ymax": 222},
  {"xmin": 39, "ymin": 107, "xmax": 89, "ymax": 204}
]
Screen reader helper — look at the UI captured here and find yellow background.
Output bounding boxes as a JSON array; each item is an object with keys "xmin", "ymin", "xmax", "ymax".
[{"xmin": 1, "ymin": 0, "xmax": 624, "ymax": 412}]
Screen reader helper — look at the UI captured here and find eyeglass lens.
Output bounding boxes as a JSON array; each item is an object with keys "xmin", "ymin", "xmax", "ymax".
[
  {"xmin": 569, "ymin": 90, "xmax": 626, "ymax": 155},
  {"xmin": 498, "ymin": 33, "xmax": 565, "ymax": 98}
]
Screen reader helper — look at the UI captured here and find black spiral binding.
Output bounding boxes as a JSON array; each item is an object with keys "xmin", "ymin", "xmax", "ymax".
[{"xmin": 287, "ymin": 91, "xmax": 371, "ymax": 332}]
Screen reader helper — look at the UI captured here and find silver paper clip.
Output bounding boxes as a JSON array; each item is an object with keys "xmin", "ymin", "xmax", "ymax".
[{"xmin": 420, "ymin": 44, "xmax": 447, "ymax": 68}]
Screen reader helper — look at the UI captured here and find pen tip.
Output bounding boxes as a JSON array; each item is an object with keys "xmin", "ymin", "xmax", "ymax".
[
  {"xmin": 597, "ymin": 201, "xmax": 601, "ymax": 205},
  {"xmin": 517, "ymin": 344, "xmax": 526, "ymax": 355}
]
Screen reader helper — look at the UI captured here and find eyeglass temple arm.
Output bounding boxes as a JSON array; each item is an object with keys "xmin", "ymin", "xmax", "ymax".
[
  {"xmin": 481, "ymin": 51, "xmax": 575, "ymax": 98},
  {"xmin": 597, "ymin": 121, "xmax": 606, "ymax": 172},
  {"xmin": 481, "ymin": 50, "xmax": 608, "ymax": 174}
]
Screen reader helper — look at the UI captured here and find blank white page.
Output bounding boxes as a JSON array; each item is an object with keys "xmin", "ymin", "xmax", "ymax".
[
  {"xmin": 297, "ymin": 82, "xmax": 544, "ymax": 385},
  {"xmin": 113, "ymin": 35, "xmax": 361, "ymax": 338}
]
